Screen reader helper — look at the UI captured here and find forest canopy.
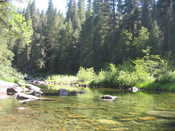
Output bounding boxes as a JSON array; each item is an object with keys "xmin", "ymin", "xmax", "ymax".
[{"xmin": 1, "ymin": 0, "xmax": 175, "ymax": 75}]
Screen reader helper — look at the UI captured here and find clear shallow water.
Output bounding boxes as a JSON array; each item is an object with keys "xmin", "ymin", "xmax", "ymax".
[{"xmin": 0, "ymin": 89, "xmax": 175, "ymax": 131}]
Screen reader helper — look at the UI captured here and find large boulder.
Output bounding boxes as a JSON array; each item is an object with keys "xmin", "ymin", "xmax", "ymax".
[
  {"xmin": 0, "ymin": 80, "xmax": 23, "ymax": 96},
  {"xmin": 0, "ymin": 80, "xmax": 18, "ymax": 89},
  {"xmin": 25, "ymin": 84, "xmax": 43, "ymax": 96},
  {"xmin": 7, "ymin": 86, "xmax": 25, "ymax": 95},
  {"xmin": 28, "ymin": 80, "xmax": 48, "ymax": 87},
  {"xmin": 0, "ymin": 87, "xmax": 8, "ymax": 97}
]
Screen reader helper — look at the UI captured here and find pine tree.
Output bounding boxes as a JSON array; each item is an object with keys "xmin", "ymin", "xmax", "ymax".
[
  {"xmin": 157, "ymin": 0, "xmax": 173, "ymax": 53},
  {"xmin": 141, "ymin": 0, "xmax": 155, "ymax": 29},
  {"xmin": 86, "ymin": 0, "xmax": 92, "ymax": 17},
  {"xmin": 78, "ymin": 0, "xmax": 85, "ymax": 24}
]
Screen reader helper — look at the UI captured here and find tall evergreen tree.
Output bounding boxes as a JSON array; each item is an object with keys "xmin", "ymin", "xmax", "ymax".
[{"xmin": 78, "ymin": 0, "xmax": 85, "ymax": 24}]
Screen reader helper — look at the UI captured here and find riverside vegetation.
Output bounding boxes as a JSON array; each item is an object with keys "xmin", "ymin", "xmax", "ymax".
[
  {"xmin": 42, "ymin": 54, "xmax": 175, "ymax": 92},
  {"xmin": 1, "ymin": 0, "xmax": 175, "ymax": 92}
]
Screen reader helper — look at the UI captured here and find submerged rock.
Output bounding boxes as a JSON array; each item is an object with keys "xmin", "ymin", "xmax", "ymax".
[
  {"xmin": 101, "ymin": 95, "xmax": 117, "ymax": 100},
  {"xmin": 97, "ymin": 119, "xmax": 122, "ymax": 126},
  {"xmin": 58, "ymin": 89, "xmax": 69, "ymax": 96},
  {"xmin": 147, "ymin": 111, "xmax": 175, "ymax": 119},
  {"xmin": 138, "ymin": 116, "xmax": 157, "ymax": 121},
  {"xmin": 58, "ymin": 89, "xmax": 86, "ymax": 96}
]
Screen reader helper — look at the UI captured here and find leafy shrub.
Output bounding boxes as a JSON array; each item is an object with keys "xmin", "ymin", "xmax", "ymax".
[
  {"xmin": 90, "ymin": 64, "xmax": 119, "ymax": 87},
  {"xmin": 134, "ymin": 55, "xmax": 169, "ymax": 79},
  {"xmin": 158, "ymin": 71, "xmax": 175, "ymax": 84},
  {"xmin": 90, "ymin": 55, "xmax": 166, "ymax": 88},
  {"xmin": 0, "ymin": 64, "xmax": 24, "ymax": 83},
  {"xmin": 117, "ymin": 71, "xmax": 138, "ymax": 87},
  {"xmin": 77, "ymin": 67, "xmax": 96, "ymax": 82}
]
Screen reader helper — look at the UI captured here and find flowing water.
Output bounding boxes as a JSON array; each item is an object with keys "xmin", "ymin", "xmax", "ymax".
[{"xmin": 0, "ymin": 88, "xmax": 175, "ymax": 131}]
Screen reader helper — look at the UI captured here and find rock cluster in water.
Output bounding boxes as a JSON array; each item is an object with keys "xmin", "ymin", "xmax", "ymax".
[{"xmin": 0, "ymin": 80, "xmax": 43, "ymax": 103}]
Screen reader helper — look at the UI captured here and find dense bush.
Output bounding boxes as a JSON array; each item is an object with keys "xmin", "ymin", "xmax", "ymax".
[
  {"xmin": 90, "ymin": 64, "xmax": 119, "ymax": 87},
  {"xmin": 77, "ymin": 67, "xmax": 96, "ymax": 82},
  {"xmin": 157, "ymin": 71, "xmax": 175, "ymax": 84},
  {"xmin": 0, "ymin": 64, "xmax": 24, "ymax": 83},
  {"xmin": 90, "ymin": 55, "xmax": 171, "ymax": 89}
]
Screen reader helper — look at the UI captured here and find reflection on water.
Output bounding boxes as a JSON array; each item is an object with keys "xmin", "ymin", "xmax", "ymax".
[{"xmin": 0, "ymin": 89, "xmax": 175, "ymax": 130}]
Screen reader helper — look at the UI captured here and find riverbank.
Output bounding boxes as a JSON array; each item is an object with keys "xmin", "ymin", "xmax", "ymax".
[
  {"xmin": 33, "ymin": 55, "xmax": 175, "ymax": 92},
  {"xmin": 1, "ymin": 55, "xmax": 175, "ymax": 97}
]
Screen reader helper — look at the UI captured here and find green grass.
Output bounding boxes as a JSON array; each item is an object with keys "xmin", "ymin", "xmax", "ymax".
[
  {"xmin": 138, "ymin": 82, "xmax": 175, "ymax": 92},
  {"xmin": 46, "ymin": 75, "xmax": 78, "ymax": 84}
]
